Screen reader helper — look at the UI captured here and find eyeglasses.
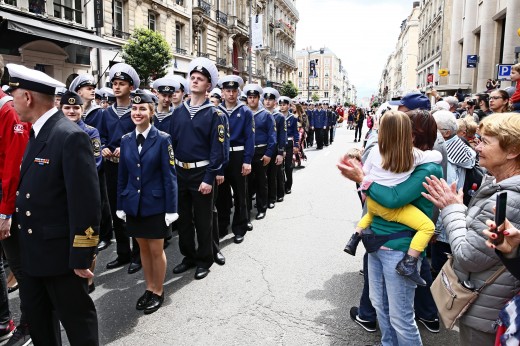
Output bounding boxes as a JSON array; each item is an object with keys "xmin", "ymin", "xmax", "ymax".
[{"xmin": 489, "ymin": 96, "xmax": 503, "ymax": 100}]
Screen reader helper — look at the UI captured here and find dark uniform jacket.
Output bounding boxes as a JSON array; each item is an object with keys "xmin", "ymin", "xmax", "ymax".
[
  {"xmin": 117, "ymin": 126, "xmax": 178, "ymax": 217},
  {"xmin": 16, "ymin": 111, "xmax": 101, "ymax": 277},
  {"xmin": 285, "ymin": 113, "xmax": 299, "ymax": 148},
  {"xmin": 252, "ymin": 109, "xmax": 276, "ymax": 158},
  {"xmin": 218, "ymin": 102, "xmax": 255, "ymax": 164},
  {"xmin": 272, "ymin": 111, "xmax": 287, "ymax": 157}
]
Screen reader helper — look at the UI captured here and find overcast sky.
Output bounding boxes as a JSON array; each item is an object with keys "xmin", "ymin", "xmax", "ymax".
[{"xmin": 295, "ymin": 0, "xmax": 416, "ymax": 101}]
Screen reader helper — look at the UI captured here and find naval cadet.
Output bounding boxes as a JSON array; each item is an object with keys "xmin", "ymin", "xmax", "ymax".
[
  {"xmin": 323, "ymin": 102, "xmax": 330, "ymax": 147},
  {"xmin": 169, "ymin": 57, "xmax": 227, "ymax": 280},
  {"xmin": 247, "ymin": 87, "xmax": 276, "ymax": 220},
  {"xmin": 306, "ymin": 102, "xmax": 315, "ymax": 147},
  {"xmin": 263, "ymin": 87, "xmax": 286, "ymax": 206},
  {"xmin": 312, "ymin": 103, "xmax": 327, "ymax": 150},
  {"xmin": 210, "ymin": 88, "xmax": 222, "ymax": 107},
  {"xmin": 100, "ymin": 63, "xmax": 142, "ymax": 274},
  {"xmin": 60, "ymin": 91, "xmax": 102, "ymax": 293},
  {"xmin": 117, "ymin": 91, "xmax": 178, "ymax": 314},
  {"xmin": 170, "ymin": 75, "xmax": 189, "ymax": 110},
  {"xmin": 8, "ymin": 63, "xmax": 100, "ymax": 345},
  {"xmin": 218, "ymin": 77, "xmax": 255, "ymax": 244},
  {"xmin": 69, "ymin": 75, "xmax": 113, "ymax": 253},
  {"xmin": 152, "ymin": 77, "xmax": 180, "ymax": 133},
  {"xmin": 279, "ymin": 96, "xmax": 299, "ymax": 194}
]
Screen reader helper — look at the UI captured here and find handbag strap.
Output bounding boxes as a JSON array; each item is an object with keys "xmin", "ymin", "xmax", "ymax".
[{"xmin": 477, "ymin": 266, "xmax": 507, "ymax": 292}]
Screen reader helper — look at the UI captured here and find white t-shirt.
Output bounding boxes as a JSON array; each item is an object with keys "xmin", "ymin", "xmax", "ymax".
[{"xmin": 363, "ymin": 147, "xmax": 442, "ymax": 187}]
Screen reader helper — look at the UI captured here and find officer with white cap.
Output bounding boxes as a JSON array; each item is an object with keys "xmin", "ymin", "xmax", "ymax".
[
  {"xmin": 152, "ymin": 77, "xmax": 180, "ymax": 132},
  {"xmin": 7, "ymin": 63, "xmax": 100, "ymax": 345},
  {"xmin": 169, "ymin": 57, "xmax": 227, "ymax": 280},
  {"xmin": 102, "ymin": 62, "xmax": 142, "ymax": 274},
  {"xmin": 216, "ymin": 76, "xmax": 254, "ymax": 244},
  {"xmin": 263, "ymin": 87, "xmax": 287, "ymax": 206},
  {"xmin": 245, "ymin": 86, "xmax": 276, "ymax": 220}
]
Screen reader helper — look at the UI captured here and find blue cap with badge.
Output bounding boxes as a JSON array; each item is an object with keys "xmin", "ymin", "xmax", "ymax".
[
  {"xmin": 388, "ymin": 92, "xmax": 431, "ymax": 110},
  {"xmin": 132, "ymin": 90, "xmax": 154, "ymax": 104},
  {"xmin": 60, "ymin": 91, "xmax": 84, "ymax": 106},
  {"xmin": 109, "ymin": 63, "xmax": 140, "ymax": 88}
]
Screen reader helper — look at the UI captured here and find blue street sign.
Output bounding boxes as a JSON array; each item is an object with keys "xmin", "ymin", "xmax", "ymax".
[
  {"xmin": 497, "ymin": 64, "xmax": 513, "ymax": 81},
  {"xmin": 467, "ymin": 55, "xmax": 478, "ymax": 68}
]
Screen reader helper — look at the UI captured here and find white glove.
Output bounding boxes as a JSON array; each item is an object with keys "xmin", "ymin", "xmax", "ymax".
[
  {"xmin": 116, "ymin": 210, "xmax": 126, "ymax": 222},
  {"xmin": 165, "ymin": 213, "xmax": 179, "ymax": 226}
]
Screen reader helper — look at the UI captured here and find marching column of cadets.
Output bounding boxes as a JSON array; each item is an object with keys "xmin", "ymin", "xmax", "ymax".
[{"xmin": 1, "ymin": 57, "xmax": 344, "ymax": 344}]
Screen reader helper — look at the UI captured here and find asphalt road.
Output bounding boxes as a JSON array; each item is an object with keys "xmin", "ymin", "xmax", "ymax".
[{"xmin": 6, "ymin": 125, "xmax": 460, "ymax": 345}]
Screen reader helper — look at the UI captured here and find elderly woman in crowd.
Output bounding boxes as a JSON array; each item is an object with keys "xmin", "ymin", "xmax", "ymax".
[
  {"xmin": 422, "ymin": 113, "xmax": 520, "ymax": 345},
  {"xmin": 338, "ymin": 110, "xmax": 442, "ymax": 346},
  {"xmin": 430, "ymin": 111, "xmax": 477, "ymax": 275},
  {"xmin": 489, "ymin": 90, "xmax": 511, "ymax": 114}
]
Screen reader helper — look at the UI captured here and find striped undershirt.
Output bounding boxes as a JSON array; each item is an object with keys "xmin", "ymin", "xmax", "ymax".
[
  {"xmin": 189, "ymin": 105, "xmax": 200, "ymax": 119},
  {"xmin": 116, "ymin": 105, "xmax": 131, "ymax": 118},
  {"xmin": 155, "ymin": 111, "xmax": 170, "ymax": 122}
]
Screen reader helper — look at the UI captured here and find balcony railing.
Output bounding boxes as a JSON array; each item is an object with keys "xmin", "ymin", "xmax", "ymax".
[
  {"xmin": 216, "ymin": 10, "xmax": 227, "ymax": 25},
  {"xmin": 112, "ymin": 27, "xmax": 131, "ymax": 39},
  {"xmin": 196, "ymin": 0, "xmax": 211, "ymax": 17},
  {"xmin": 175, "ymin": 47, "xmax": 187, "ymax": 55},
  {"xmin": 197, "ymin": 52, "xmax": 210, "ymax": 58},
  {"xmin": 216, "ymin": 57, "xmax": 227, "ymax": 66}
]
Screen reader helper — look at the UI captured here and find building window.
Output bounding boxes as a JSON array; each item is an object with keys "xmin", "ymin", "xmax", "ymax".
[
  {"xmin": 113, "ymin": 0, "xmax": 124, "ymax": 34},
  {"xmin": 4, "ymin": 0, "xmax": 17, "ymax": 6},
  {"xmin": 148, "ymin": 12, "xmax": 156, "ymax": 31},
  {"xmin": 53, "ymin": 0, "xmax": 83, "ymax": 23},
  {"xmin": 175, "ymin": 0, "xmax": 183, "ymax": 4},
  {"xmin": 217, "ymin": 36, "xmax": 222, "ymax": 58},
  {"xmin": 324, "ymin": 92, "xmax": 329, "ymax": 98},
  {"xmin": 29, "ymin": 0, "xmax": 46, "ymax": 14}
]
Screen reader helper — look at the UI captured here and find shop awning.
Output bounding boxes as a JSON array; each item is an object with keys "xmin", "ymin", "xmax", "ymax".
[{"xmin": 1, "ymin": 11, "xmax": 120, "ymax": 50}]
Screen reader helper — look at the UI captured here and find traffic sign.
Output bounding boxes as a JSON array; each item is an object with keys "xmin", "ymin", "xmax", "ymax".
[
  {"xmin": 467, "ymin": 55, "xmax": 478, "ymax": 68},
  {"xmin": 496, "ymin": 64, "xmax": 513, "ymax": 81}
]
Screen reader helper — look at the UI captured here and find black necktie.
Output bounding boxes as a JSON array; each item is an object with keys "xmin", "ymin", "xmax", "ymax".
[
  {"xmin": 137, "ymin": 134, "xmax": 145, "ymax": 147},
  {"xmin": 29, "ymin": 128, "xmax": 35, "ymax": 139}
]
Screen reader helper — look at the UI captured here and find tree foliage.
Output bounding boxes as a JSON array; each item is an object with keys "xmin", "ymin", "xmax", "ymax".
[
  {"xmin": 280, "ymin": 80, "xmax": 298, "ymax": 98},
  {"xmin": 311, "ymin": 93, "xmax": 320, "ymax": 102},
  {"xmin": 122, "ymin": 28, "xmax": 172, "ymax": 87}
]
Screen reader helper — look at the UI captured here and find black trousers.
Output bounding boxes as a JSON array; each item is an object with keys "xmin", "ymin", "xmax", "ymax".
[
  {"xmin": 21, "ymin": 273, "xmax": 98, "ymax": 346},
  {"xmin": 212, "ymin": 184, "xmax": 222, "ymax": 255},
  {"xmin": 177, "ymin": 166, "xmax": 214, "ymax": 269},
  {"xmin": 355, "ymin": 122, "xmax": 364, "ymax": 140},
  {"xmin": 329, "ymin": 126, "xmax": 335, "ymax": 143},
  {"xmin": 215, "ymin": 179, "xmax": 232, "ymax": 238},
  {"xmin": 250, "ymin": 147, "xmax": 268, "ymax": 213},
  {"xmin": 224, "ymin": 151, "xmax": 249, "ymax": 237},
  {"xmin": 267, "ymin": 158, "xmax": 277, "ymax": 203},
  {"xmin": 315, "ymin": 128, "xmax": 324, "ymax": 149},
  {"xmin": 104, "ymin": 161, "xmax": 139, "ymax": 261},
  {"xmin": 307, "ymin": 128, "xmax": 314, "ymax": 147},
  {"xmin": 97, "ymin": 165, "xmax": 113, "ymax": 243},
  {"xmin": 323, "ymin": 126, "xmax": 329, "ymax": 146},
  {"xmin": 284, "ymin": 141, "xmax": 294, "ymax": 191}
]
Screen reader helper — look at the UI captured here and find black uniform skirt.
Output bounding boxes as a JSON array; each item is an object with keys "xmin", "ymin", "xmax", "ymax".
[{"xmin": 126, "ymin": 213, "xmax": 172, "ymax": 239}]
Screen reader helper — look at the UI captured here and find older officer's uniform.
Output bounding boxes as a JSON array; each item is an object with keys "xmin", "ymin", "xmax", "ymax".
[
  {"xmin": 218, "ymin": 77, "xmax": 255, "ymax": 244},
  {"xmin": 169, "ymin": 58, "xmax": 227, "ymax": 280},
  {"xmin": 248, "ymin": 88, "xmax": 276, "ymax": 220},
  {"xmin": 8, "ymin": 64, "xmax": 100, "ymax": 345},
  {"xmin": 100, "ymin": 63, "xmax": 141, "ymax": 272},
  {"xmin": 279, "ymin": 96, "xmax": 299, "ymax": 194},
  {"xmin": 263, "ymin": 88, "xmax": 286, "ymax": 206},
  {"xmin": 152, "ymin": 77, "xmax": 180, "ymax": 133}
]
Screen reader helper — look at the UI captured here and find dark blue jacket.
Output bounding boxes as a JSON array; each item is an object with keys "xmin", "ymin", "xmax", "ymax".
[
  {"xmin": 252, "ymin": 108, "xmax": 276, "ymax": 158},
  {"xmin": 284, "ymin": 113, "xmax": 299, "ymax": 147},
  {"xmin": 327, "ymin": 110, "xmax": 337, "ymax": 127},
  {"xmin": 76, "ymin": 120, "xmax": 102, "ymax": 171},
  {"xmin": 169, "ymin": 100, "xmax": 227, "ymax": 184},
  {"xmin": 306, "ymin": 109, "xmax": 314, "ymax": 128},
  {"xmin": 272, "ymin": 111, "xmax": 287, "ymax": 157},
  {"xmin": 218, "ymin": 102, "xmax": 255, "ymax": 164},
  {"xmin": 312, "ymin": 109, "xmax": 328, "ymax": 128},
  {"xmin": 100, "ymin": 104, "xmax": 135, "ymax": 151},
  {"xmin": 117, "ymin": 126, "xmax": 177, "ymax": 217},
  {"xmin": 153, "ymin": 114, "xmax": 172, "ymax": 133},
  {"xmin": 83, "ymin": 105, "xmax": 104, "ymax": 131}
]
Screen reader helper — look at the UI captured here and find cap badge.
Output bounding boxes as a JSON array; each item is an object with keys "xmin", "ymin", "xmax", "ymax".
[
  {"xmin": 229, "ymin": 81, "xmax": 235, "ymax": 86},
  {"xmin": 266, "ymin": 93, "xmax": 271, "ymax": 98},
  {"xmin": 68, "ymin": 98, "xmax": 76, "ymax": 105},
  {"xmin": 115, "ymin": 71, "xmax": 121, "ymax": 77},
  {"xmin": 133, "ymin": 96, "xmax": 142, "ymax": 103},
  {"xmin": 164, "ymin": 86, "xmax": 170, "ymax": 91},
  {"xmin": 196, "ymin": 65, "xmax": 203, "ymax": 72}
]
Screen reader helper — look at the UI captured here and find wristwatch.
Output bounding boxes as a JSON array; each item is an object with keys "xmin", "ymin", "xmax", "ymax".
[{"xmin": 0, "ymin": 214, "xmax": 12, "ymax": 220}]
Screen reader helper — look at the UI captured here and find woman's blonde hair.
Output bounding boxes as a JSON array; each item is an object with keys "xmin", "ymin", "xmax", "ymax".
[
  {"xmin": 378, "ymin": 110, "xmax": 414, "ymax": 173},
  {"xmin": 512, "ymin": 63, "xmax": 520, "ymax": 74},
  {"xmin": 479, "ymin": 113, "xmax": 520, "ymax": 162}
]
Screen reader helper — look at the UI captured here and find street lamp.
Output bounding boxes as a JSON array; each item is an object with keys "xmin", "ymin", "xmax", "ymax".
[{"xmin": 306, "ymin": 47, "xmax": 324, "ymax": 101}]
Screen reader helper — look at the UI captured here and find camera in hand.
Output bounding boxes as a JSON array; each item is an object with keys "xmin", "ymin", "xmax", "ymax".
[{"xmin": 493, "ymin": 191, "xmax": 507, "ymax": 245}]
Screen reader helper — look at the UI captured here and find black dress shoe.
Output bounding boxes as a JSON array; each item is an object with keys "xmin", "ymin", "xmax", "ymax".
[
  {"xmin": 285, "ymin": 189, "xmax": 292, "ymax": 194},
  {"xmin": 247, "ymin": 222, "xmax": 253, "ymax": 231},
  {"xmin": 268, "ymin": 203, "xmax": 275, "ymax": 209},
  {"xmin": 88, "ymin": 282, "xmax": 95, "ymax": 294},
  {"xmin": 234, "ymin": 235, "xmax": 244, "ymax": 244},
  {"xmin": 97, "ymin": 240, "xmax": 112, "ymax": 251},
  {"xmin": 194, "ymin": 267, "xmax": 210, "ymax": 280},
  {"xmin": 255, "ymin": 212, "xmax": 266, "ymax": 220},
  {"xmin": 136, "ymin": 290, "xmax": 153, "ymax": 310},
  {"xmin": 128, "ymin": 261, "xmax": 142, "ymax": 274},
  {"xmin": 106, "ymin": 257, "xmax": 130, "ymax": 269},
  {"xmin": 214, "ymin": 251, "xmax": 225, "ymax": 265},
  {"xmin": 276, "ymin": 197, "xmax": 284, "ymax": 202},
  {"xmin": 172, "ymin": 262, "xmax": 196, "ymax": 274},
  {"xmin": 144, "ymin": 292, "xmax": 164, "ymax": 314}
]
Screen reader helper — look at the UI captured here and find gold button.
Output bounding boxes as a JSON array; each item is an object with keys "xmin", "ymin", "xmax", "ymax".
[
  {"xmin": 16, "ymin": 191, "xmax": 19, "ymax": 196},
  {"xmin": 137, "ymin": 163, "xmax": 140, "ymax": 167},
  {"xmin": 26, "ymin": 211, "xmax": 31, "ymax": 216},
  {"xmin": 137, "ymin": 190, "xmax": 140, "ymax": 193},
  {"xmin": 28, "ymin": 229, "xmax": 32, "ymax": 234},
  {"xmin": 26, "ymin": 193, "xmax": 30, "ymax": 199},
  {"xmin": 137, "ymin": 177, "xmax": 140, "ymax": 181}
]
